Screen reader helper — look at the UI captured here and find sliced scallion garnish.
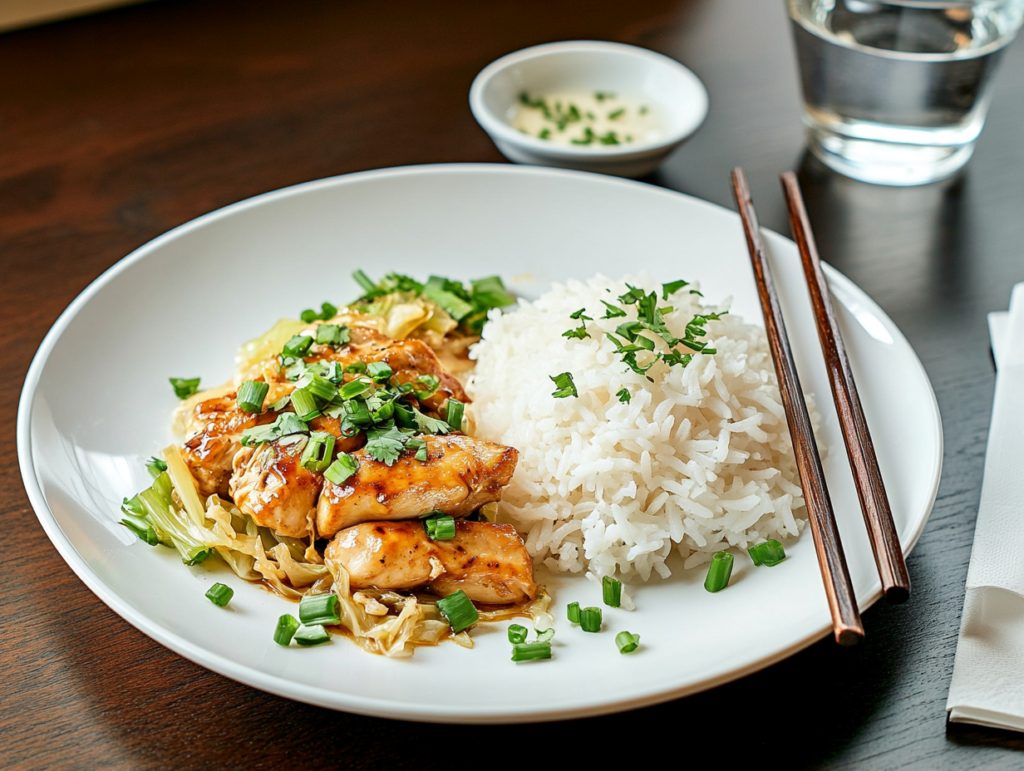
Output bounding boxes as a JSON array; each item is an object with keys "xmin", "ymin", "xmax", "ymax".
[
  {"xmin": 579, "ymin": 606, "xmax": 602, "ymax": 633},
  {"xmin": 508, "ymin": 624, "xmax": 528, "ymax": 644},
  {"xmin": 602, "ymin": 575, "xmax": 622, "ymax": 608},
  {"xmin": 615, "ymin": 631, "xmax": 641, "ymax": 654},
  {"xmin": 445, "ymin": 399, "xmax": 464, "ymax": 431},
  {"xmin": 424, "ymin": 513, "xmax": 456, "ymax": 540},
  {"xmin": 567, "ymin": 601, "xmax": 581, "ymax": 624},
  {"xmin": 169, "ymin": 377, "xmax": 201, "ymax": 399},
  {"xmin": 366, "ymin": 361, "xmax": 393, "ymax": 383},
  {"xmin": 236, "ymin": 380, "xmax": 269, "ymax": 414},
  {"xmin": 511, "ymin": 642, "xmax": 551, "ymax": 662},
  {"xmin": 314, "ymin": 323, "xmax": 342, "ymax": 346},
  {"xmin": 748, "ymin": 540, "xmax": 786, "ymax": 567},
  {"xmin": 294, "ymin": 623, "xmax": 331, "ymax": 646},
  {"xmin": 306, "ymin": 373, "xmax": 338, "ymax": 403},
  {"xmin": 282, "ymin": 335, "xmax": 313, "ymax": 359},
  {"xmin": 299, "ymin": 593, "xmax": 341, "ymax": 626},
  {"xmin": 290, "ymin": 387, "xmax": 319, "ymax": 420},
  {"xmin": 704, "ymin": 551, "xmax": 734, "ymax": 592},
  {"xmin": 324, "ymin": 453, "xmax": 358, "ymax": 486},
  {"xmin": 300, "ymin": 431, "xmax": 336, "ymax": 473},
  {"xmin": 437, "ymin": 590, "xmax": 479, "ymax": 633},
  {"xmin": 415, "ymin": 374, "xmax": 440, "ymax": 401},
  {"xmin": 534, "ymin": 628, "xmax": 555, "ymax": 643},
  {"xmin": 274, "ymin": 614, "xmax": 300, "ymax": 646},
  {"xmin": 205, "ymin": 583, "xmax": 233, "ymax": 607}
]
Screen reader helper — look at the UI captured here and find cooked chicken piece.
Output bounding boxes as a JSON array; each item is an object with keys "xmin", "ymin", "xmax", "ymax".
[
  {"xmin": 181, "ymin": 387, "xmax": 289, "ymax": 497},
  {"xmin": 297, "ymin": 327, "xmax": 467, "ymax": 414},
  {"xmin": 229, "ymin": 437, "xmax": 323, "ymax": 539},
  {"xmin": 326, "ymin": 520, "xmax": 537, "ymax": 605},
  {"xmin": 316, "ymin": 435, "xmax": 518, "ymax": 538}
]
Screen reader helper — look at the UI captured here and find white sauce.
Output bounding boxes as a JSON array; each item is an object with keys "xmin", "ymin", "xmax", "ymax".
[{"xmin": 508, "ymin": 90, "xmax": 661, "ymax": 149}]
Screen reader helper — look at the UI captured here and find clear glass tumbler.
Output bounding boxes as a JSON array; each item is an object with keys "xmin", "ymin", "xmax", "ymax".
[{"xmin": 787, "ymin": 0, "xmax": 1024, "ymax": 185}]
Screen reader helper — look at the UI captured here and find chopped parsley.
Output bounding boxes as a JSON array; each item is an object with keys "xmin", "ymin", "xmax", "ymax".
[
  {"xmin": 550, "ymin": 372, "xmax": 578, "ymax": 399},
  {"xmin": 300, "ymin": 302, "xmax": 338, "ymax": 324},
  {"xmin": 553, "ymin": 280, "xmax": 726, "ymax": 393}
]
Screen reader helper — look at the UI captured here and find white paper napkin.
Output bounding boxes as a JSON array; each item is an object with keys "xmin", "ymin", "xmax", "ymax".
[{"xmin": 947, "ymin": 282, "xmax": 1024, "ymax": 730}]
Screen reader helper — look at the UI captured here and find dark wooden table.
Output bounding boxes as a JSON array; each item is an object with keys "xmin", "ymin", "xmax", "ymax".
[{"xmin": 3, "ymin": 0, "xmax": 1023, "ymax": 768}]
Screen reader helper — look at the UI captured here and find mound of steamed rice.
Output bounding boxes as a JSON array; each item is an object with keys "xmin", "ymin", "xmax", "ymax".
[{"xmin": 467, "ymin": 274, "xmax": 821, "ymax": 584}]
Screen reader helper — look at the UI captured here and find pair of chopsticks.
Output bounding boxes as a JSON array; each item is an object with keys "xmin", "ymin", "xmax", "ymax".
[{"xmin": 730, "ymin": 168, "xmax": 910, "ymax": 647}]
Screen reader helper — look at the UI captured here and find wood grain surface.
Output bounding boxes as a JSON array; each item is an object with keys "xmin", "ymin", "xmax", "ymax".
[{"xmin": 3, "ymin": 0, "xmax": 1024, "ymax": 768}]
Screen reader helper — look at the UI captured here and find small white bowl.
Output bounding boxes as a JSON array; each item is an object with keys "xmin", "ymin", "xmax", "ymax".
[{"xmin": 470, "ymin": 41, "xmax": 708, "ymax": 179}]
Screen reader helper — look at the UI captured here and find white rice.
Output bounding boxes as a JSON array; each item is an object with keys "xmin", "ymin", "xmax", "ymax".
[{"xmin": 467, "ymin": 273, "xmax": 821, "ymax": 583}]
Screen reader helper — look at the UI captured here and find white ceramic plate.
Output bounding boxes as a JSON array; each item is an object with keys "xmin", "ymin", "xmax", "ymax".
[{"xmin": 18, "ymin": 164, "xmax": 942, "ymax": 723}]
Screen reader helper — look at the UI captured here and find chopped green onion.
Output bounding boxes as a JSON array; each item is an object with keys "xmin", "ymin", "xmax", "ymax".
[
  {"xmin": 511, "ymin": 642, "xmax": 551, "ymax": 662},
  {"xmin": 704, "ymin": 551, "xmax": 734, "ymax": 592},
  {"xmin": 415, "ymin": 374, "xmax": 440, "ymax": 401},
  {"xmin": 300, "ymin": 431, "xmax": 336, "ymax": 473},
  {"xmin": 268, "ymin": 394, "xmax": 291, "ymax": 411},
  {"xmin": 437, "ymin": 589, "xmax": 479, "ymax": 633},
  {"xmin": 294, "ymin": 623, "xmax": 331, "ymax": 646},
  {"xmin": 315, "ymin": 323, "xmax": 342, "ymax": 346},
  {"xmin": 366, "ymin": 361, "xmax": 393, "ymax": 383},
  {"xmin": 146, "ymin": 456, "xmax": 167, "ymax": 478},
  {"xmin": 616, "ymin": 388, "xmax": 631, "ymax": 403},
  {"xmin": 601, "ymin": 300, "xmax": 627, "ymax": 319},
  {"xmin": 446, "ymin": 399, "xmax": 464, "ymax": 431},
  {"xmin": 567, "ymin": 601, "xmax": 581, "ymax": 624},
  {"xmin": 608, "ymin": 108, "xmax": 626, "ymax": 120},
  {"xmin": 748, "ymin": 540, "xmax": 787, "ymax": 567},
  {"xmin": 120, "ymin": 513, "xmax": 159, "ymax": 545},
  {"xmin": 290, "ymin": 388, "xmax": 319, "ymax": 420},
  {"xmin": 338, "ymin": 378, "xmax": 372, "ymax": 400},
  {"xmin": 424, "ymin": 513, "xmax": 456, "ymax": 540},
  {"xmin": 534, "ymin": 628, "xmax": 555, "ymax": 643},
  {"xmin": 282, "ymin": 335, "xmax": 313, "ymax": 358},
  {"xmin": 274, "ymin": 614, "xmax": 300, "ymax": 646},
  {"xmin": 205, "ymin": 583, "xmax": 233, "ymax": 607},
  {"xmin": 508, "ymin": 624, "xmax": 528, "ymax": 644},
  {"xmin": 299, "ymin": 593, "xmax": 341, "ymax": 626},
  {"xmin": 550, "ymin": 372, "xmax": 578, "ymax": 399},
  {"xmin": 169, "ymin": 377, "xmax": 201, "ymax": 399},
  {"xmin": 602, "ymin": 576, "xmax": 622, "ymax": 608},
  {"xmin": 616, "ymin": 631, "xmax": 641, "ymax": 654},
  {"xmin": 236, "ymin": 380, "xmax": 269, "ymax": 413},
  {"xmin": 579, "ymin": 606, "xmax": 602, "ymax": 633},
  {"xmin": 324, "ymin": 453, "xmax": 358, "ymax": 486},
  {"xmin": 306, "ymin": 373, "xmax": 338, "ymax": 403}
]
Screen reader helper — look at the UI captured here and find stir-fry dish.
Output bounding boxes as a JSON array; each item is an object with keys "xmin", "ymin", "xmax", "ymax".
[{"xmin": 121, "ymin": 273, "xmax": 552, "ymax": 657}]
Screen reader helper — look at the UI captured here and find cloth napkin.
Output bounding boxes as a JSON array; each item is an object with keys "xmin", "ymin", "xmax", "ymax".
[{"xmin": 946, "ymin": 282, "xmax": 1024, "ymax": 730}]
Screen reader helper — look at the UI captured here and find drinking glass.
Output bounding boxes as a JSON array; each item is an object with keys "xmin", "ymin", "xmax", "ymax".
[{"xmin": 787, "ymin": 0, "xmax": 1024, "ymax": 185}]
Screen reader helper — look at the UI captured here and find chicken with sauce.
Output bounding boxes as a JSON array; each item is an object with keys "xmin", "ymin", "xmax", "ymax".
[{"xmin": 133, "ymin": 277, "xmax": 533, "ymax": 656}]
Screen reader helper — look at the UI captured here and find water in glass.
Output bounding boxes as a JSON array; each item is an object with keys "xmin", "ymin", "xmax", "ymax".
[{"xmin": 788, "ymin": 0, "xmax": 1024, "ymax": 185}]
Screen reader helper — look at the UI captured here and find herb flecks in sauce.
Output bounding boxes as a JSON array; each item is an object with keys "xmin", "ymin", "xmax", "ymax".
[{"xmin": 513, "ymin": 90, "xmax": 656, "ymax": 148}]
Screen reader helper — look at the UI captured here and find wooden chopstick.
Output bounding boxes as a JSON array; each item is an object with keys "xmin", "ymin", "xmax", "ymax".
[
  {"xmin": 730, "ymin": 168, "xmax": 864, "ymax": 646},
  {"xmin": 780, "ymin": 172, "xmax": 911, "ymax": 605}
]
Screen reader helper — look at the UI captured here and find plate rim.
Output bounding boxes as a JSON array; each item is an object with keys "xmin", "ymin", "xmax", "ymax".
[{"xmin": 17, "ymin": 162, "xmax": 943, "ymax": 723}]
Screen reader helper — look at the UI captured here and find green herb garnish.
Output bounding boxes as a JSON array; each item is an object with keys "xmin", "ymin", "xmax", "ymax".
[
  {"xmin": 550, "ymin": 372, "xmax": 578, "ymax": 399},
  {"xmin": 169, "ymin": 377, "xmax": 201, "ymax": 399}
]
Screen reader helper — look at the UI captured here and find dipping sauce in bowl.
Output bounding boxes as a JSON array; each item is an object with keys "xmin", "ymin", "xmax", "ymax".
[
  {"xmin": 511, "ymin": 90, "xmax": 662, "ymax": 148},
  {"xmin": 470, "ymin": 41, "xmax": 708, "ymax": 178}
]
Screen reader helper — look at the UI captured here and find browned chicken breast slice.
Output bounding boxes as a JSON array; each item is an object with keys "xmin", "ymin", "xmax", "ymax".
[
  {"xmin": 326, "ymin": 520, "xmax": 537, "ymax": 605},
  {"xmin": 181, "ymin": 389, "xmax": 285, "ymax": 497},
  {"xmin": 230, "ymin": 437, "xmax": 323, "ymax": 539},
  {"xmin": 316, "ymin": 435, "xmax": 518, "ymax": 538}
]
